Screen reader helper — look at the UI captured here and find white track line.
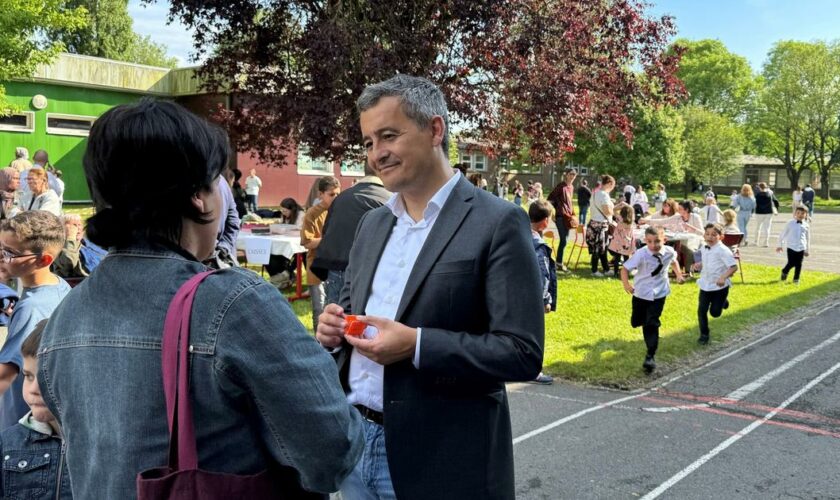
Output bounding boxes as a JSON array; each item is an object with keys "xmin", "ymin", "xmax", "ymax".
[
  {"xmin": 644, "ymin": 329, "xmax": 840, "ymax": 413},
  {"xmin": 640, "ymin": 360, "xmax": 840, "ymax": 500},
  {"xmin": 512, "ymin": 300, "xmax": 839, "ymax": 444}
]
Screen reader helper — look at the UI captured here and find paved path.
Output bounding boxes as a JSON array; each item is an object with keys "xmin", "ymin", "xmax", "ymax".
[
  {"xmin": 509, "ymin": 296, "xmax": 840, "ymax": 499},
  {"xmin": 737, "ymin": 212, "xmax": 839, "ymax": 274}
]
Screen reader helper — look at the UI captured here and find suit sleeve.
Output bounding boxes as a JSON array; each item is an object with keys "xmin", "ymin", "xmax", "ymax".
[{"xmin": 418, "ymin": 206, "xmax": 544, "ymax": 381}]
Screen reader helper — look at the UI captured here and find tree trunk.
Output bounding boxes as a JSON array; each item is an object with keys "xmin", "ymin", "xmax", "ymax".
[{"xmin": 820, "ymin": 169, "xmax": 832, "ymax": 199}]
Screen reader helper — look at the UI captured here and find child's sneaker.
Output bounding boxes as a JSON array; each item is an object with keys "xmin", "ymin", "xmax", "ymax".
[
  {"xmin": 593, "ymin": 271, "xmax": 605, "ymax": 277},
  {"xmin": 605, "ymin": 270, "xmax": 615, "ymax": 277},
  {"xmin": 793, "ymin": 279, "xmax": 800, "ymax": 286},
  {"xmin": 698, "ymin": 335, "xmax": 710, "ymax": 345},
  {"xmin": 643, "ymin": 355, "xmax": 656, "ymax": 373},
  {"xmin": 531, "ymin": 372, "xmax": 554, "ymax": 385},
  {"xmin": 780, "ymin": 271, "xmax": 788, "ymax": 282}
]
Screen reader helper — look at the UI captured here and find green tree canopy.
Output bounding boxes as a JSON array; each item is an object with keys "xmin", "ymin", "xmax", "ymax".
[
  {"xmin": 0, "ymin": 0, "xmax": 87, "ymax": 113},
  {"xmin": 51, "ymin": 0, "xmax": 177, "ymax": 67},
  {"xmin": 681, "ymin": 105, "xmax": 745, "ymax": 188},
  {"xmin": 570, "ymin": 103, "xmax": 686, "ymax": 185},
  {"xmin": 673, "ymin": 38, "xmax": 758, "ymax": 121}
]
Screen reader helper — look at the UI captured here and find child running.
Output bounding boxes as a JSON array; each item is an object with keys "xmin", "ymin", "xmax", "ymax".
[
  {"xmin": 693, "ymin": 223, "xmax": 738, "ymax": 345},
  {"xmin": 777, "ymin": 206, "xmax": 811, "ymax": 285}
]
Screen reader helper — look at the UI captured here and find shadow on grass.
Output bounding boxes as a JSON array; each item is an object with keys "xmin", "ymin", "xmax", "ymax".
[{"xmin": 544, "ymin": 275, "xmax": 840, "ymax": 389}]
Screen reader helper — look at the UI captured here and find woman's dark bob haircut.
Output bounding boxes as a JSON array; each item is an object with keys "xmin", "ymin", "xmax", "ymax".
[{"xmin": 84, "ymin": 99, "xmax": 230, "ymax": 248}]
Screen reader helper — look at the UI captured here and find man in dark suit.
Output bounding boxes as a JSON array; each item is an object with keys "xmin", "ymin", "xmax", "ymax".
[{"xmin": 316, "ymin": 75, "xmax": 544, "ymax": 500}]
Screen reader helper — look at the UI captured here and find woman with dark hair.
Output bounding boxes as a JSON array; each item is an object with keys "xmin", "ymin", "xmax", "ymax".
[
  {"xmin": 277, "ymin": 197, "xmax": 305, "ymax": 228},
  {"xmin": 231, "ymin": 168, "xmax": 248, "ymax": 218},
  {"xmin": 36, "ymin": 99, "xmax": 362, "ymax": 499}
]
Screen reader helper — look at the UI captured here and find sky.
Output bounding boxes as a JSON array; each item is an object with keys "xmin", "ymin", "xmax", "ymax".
[{"xmin": 128, "ymin": 0, "xmax": 840, "ymax": 70}]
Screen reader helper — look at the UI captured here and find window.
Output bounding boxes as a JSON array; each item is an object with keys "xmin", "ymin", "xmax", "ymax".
[
  {"xmin": 744, "ymin": 167, "xmax": 759, "ymax": 185},
  {"xmin": 459, "ymin": 151, "xmax": 487, "ymax": 171},
  {"xmin": 340, "ymin": 160, "xmax": 365, "ymax": 176},
  {"xmin": 46, "ymin": 114, "xmax": 95, "ymax": 137},
  {"xmin": 775, "ymin": 169, "xmax": 791, "ymax": 189},
  {"xmin": 297, "ymin": 147, "xmax": 333, "ymax": 175},
  {"xmin": 0, "ymin": 112, "xmax": 35, "ymax": 133}
]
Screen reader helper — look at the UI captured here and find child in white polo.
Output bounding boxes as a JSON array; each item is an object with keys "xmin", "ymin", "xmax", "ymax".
[
  {"xmin": 621, "ymin": 226, "xmax": 685, "ymax": 373},
  {"xmin": 777, "ymin": 206, "xmax": 810, "ymax": 285},
  {"xmin": 693, "ymin": 223, "xmax": 738, "ymax": 345}
]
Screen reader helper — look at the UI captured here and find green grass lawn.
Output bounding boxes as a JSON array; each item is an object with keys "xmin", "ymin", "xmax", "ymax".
[{"xmin": 279, "ymin": 259, "xmax": 840, "ymax": 388}]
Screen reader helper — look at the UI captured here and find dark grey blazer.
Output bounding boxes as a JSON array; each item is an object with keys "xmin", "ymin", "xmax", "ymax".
[{"xmin": 338, "ymin": 175, "xmax": 544, "ymax": 500}]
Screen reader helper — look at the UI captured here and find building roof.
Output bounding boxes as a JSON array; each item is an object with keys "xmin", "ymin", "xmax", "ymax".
[
  {"xmin": 21, "ymin": 53, "xmax": 206, "ymax": 96},
  {"xmin": 739, "ymin": 154, "xmax": 783, "ymax": 166}
]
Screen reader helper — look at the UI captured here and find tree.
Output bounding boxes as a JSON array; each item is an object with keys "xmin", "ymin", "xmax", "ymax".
[
  {"xmin": 672, "ymin": 39, "xmax": 758, "ymax": 121},
  {"xmin": 748, "ymin": 41, "xmax": 818, "ymax": 189},
  {"xmin": 51, "ymin": 0, "xmax": 177, "ymax": 68},
  {"xmin": 0, "ymin": 0, "xmax": 87, "ymax": 113},
  {"xmin": 570, "ymin": 103, "xmax": 686, "ymax": 185},
  {"xmin": 161, "ymin": 0, "xmax": 683, "ymax": 166},
  {"xmin": 681, "ymin": 105, "xmax": 745, "ymax": 192},
  {"xmin": 800, "ymin": 42, "xmax": 840, "ymax": 199}
]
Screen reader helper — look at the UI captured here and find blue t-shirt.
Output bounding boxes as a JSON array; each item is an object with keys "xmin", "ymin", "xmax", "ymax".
[{"xmin": 0, "ymin": 278, "xmax": 70, "ymax": 430}]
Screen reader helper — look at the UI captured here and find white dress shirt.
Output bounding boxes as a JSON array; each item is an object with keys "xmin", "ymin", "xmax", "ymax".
[
  {"xmin": 346, "ymin": 171, "xmax": 461, "ymax": 412},
  {"xmin": 698, "ymin": 242, "xmax": 737, "ymax": 292},
  {"xmin": 778, "ymin": 219, "xmax": 810, "ymax": 252},
  {"xmin": 623, "ymin": 245, "xmax": 676, "ymax": 300},
  {"xmin": 701, "ymin": 205, "xmax": 723, "ymax": 225}
]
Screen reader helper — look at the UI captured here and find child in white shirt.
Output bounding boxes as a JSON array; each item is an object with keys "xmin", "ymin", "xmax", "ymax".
[
  {"xmin": 777, "ymin": 206, "xmax": 811, "ymax": 285},
  {"xmin": 692, "ymin": 223, "xmax": 738, "ymax": 345},
  {"xmin": 621, "ymin": 227, "xmax": 685, "ymax": 373},
  {"xmin": 701, "ymin": 196, "xmax": 723, "ymax": 225}
]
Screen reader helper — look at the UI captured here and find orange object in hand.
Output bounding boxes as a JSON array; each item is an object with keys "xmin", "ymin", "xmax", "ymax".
[{"xmin": 344, "ymin": 315, "xmax": 367, "ymax": 337}]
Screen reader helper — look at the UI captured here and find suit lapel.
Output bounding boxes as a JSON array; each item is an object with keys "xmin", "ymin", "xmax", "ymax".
[
  {"xmin": 354, "ymin": 210, "xmax": 397, "ymax": 314},
  {"xmin": 395, "ymin": 177, "xmax": 474, "ymax": 320}
]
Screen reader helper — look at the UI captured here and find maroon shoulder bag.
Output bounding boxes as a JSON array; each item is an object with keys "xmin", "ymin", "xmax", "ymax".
[{"xmin": 136, "ymin": 271, "xmax": 282, "ymax": 499}]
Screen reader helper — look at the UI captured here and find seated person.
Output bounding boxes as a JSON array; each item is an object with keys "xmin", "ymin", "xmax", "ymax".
[
  {"xmin": 646, "ymin": 198, "xmax": 679, "ymax": 221},
  {"xmin": 52, "ymin": 214, "xmax": 107, "ymax": 279},
  {"xmin": 275, "ymin": 198, "xmax": 305, "ymax": 228},
  {"xmin": 721, "ymin": 209, "xmax": 742, "ymax": 235},
  {"xmin": 642, "ymin": 200, "xmax": 703, "ymax": 235},
  {"xmin": 21, "ymin": 168, "xmax": 61, "ymax": 216}
]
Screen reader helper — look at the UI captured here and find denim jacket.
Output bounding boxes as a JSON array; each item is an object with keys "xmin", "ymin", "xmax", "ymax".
[
  {"xmin": 37, "ymin": 240, "xmax": 363, "ymax": 499},
  {"xmin": 0, "ymin": 412, "xmax": 71, "ymax": 500}
]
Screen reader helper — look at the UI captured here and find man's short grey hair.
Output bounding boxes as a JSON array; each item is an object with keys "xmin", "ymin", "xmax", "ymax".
[
  {"xmin": 357, "ymin": 75, "xmax": 450, "ymax": 151},
  {"xmin": 14, "ymin": 147, "xmax": 28, "ymax": 160}
]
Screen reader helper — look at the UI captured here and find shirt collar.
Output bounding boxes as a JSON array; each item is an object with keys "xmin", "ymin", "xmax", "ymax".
[
  {"xmin": 19, "ymin": 411, "xmax": 57, "ymax": 437},
  {"xmin": 385, "ymin": 171, "xmax": 461, "ymax": 221},
  {"xmin": 358, "ymin": 176, "xmax": 384, "ymax": 186}
]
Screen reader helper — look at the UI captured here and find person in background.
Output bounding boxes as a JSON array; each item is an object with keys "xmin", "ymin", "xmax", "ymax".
[
  {"xmin": 312, "ymin": 164, "xmax": 390, "ymax": 306},
  {"xmin": 301, "ymin": 176, "xmax": 340, "ymax": 330},
  {"xmin": 754, "ymin": 182, "xmax": 779, "ymax": 247},
  {"xmin": 37, "ymin": 99, "xmax": 363, "ymax": 498},
  {"xmin": 21, "ymin": 168, "xmax": 61, "ymax": 215},
  {"xmin": 480, "ymin": 176, "xmax": 488, "ymax": 191},
  {"xmin": 653, "ymin": 183, "xmax": 667, "ymax": 213},
  {"xmin": 32, "ymin": 150, "xmax": 63, "ymax": 202},
  {"xmin": 729, "ymin": 189, "xmax": 739, "ymax": 208},
  {"xmin": 802, "ymin": 184, "xmax": 815, "ymax": 217},
  {"xmin": 577, "ymin": 179, "xmax": 591, "ymax": 225},
  {"xmin": 632, "ymin": 185, "xmax": 649, "ymax": 214},
  {"xmin": 278, "ymin": 197, "xmax": 305, "ymax": 228},
  {"xmin": 231, "ymin": 168, "xmax": 248, "ymax": 218},
  {"xmin": 623, "ymin": 182, "xmax": 636, "ymax": 204},
  {"xmin": 791, "ymin": 185, "xmax": 803, "ymax": 214},
  {"xmin": 453, "ymin": 163, "xmax": 468, "ymax": 176},
  {"xmin": 644, "ymin": 200, "xmax": 703, "ymax": 235},
  {"xmin": 9, "ymin": 148, "xmax": 31, "ymax": 172},
  {"xmin": 547, "ymin": 167, "xmax": 577, "ymax": 272},
  {"xmin": 0, "ymin": 167, "xmax": 21, "ymax": 221},
  {"xmin": 53, "ymin": 214, "xmax": 107, "ymax": 279},
  {"xmin": 244, "ymin": 168, "xmax": 263, "ymax": 213},
  {"xmin": 608, "ymin": 205, "xmax": 636, "ymax": 276},
  {"xmin": 704, "ymin": 186, "xmax": 716, "ymax": 200},
  {"xmin": 721, "ymin": 209, "xmax": 741, "ymax": 235},
  {"xmin": 528, "ymin": 199, "xmax": 556, "ymax": 385},
  {"xmin": 777, "ymin": 206, "xmax": 810, "ymax": 285},
  {"xmin": 528, "ymin": 181, "xmax": 543, "ymax": 203},
  {"xmin": 647, "ymin": 198, "xmax": 678, "ymax": 221},
  {"xmin": 513, "ymin": 180, "xmax": 524, "ymax": 207},
  {"xmin": 0, "ymin": 211, "xmax": 70, "ymax": 430},
  {"xmin": 0, "ymin": 319, "xmax": 71, "ymax": 499},
  {"xmin": 587, "ymin": 174, "xmax": 616, "ymax": 277},
  {"xmin": 732, "ymin": 184, "xmax": 756, "ymax": 245},
  {"xmin": 701, "ymin": 196, "xmax": 723, "ymax": 225},
  {"xmin": 207, "ymin": 170, "xmax": 241, "ymax": 269},
  {"xmin": 468, "ymin": 173, "xmax": 482, "ymax": 188}
]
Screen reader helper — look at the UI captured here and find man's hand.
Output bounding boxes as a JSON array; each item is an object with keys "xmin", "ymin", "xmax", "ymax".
[
  {"xmin": 622, "ymin": 282, "xmax": 634, "ymax": 295},
  {"xmin": 344, "ymin": 315, "xmax": 417, "ymax": 366},
  {"xmin": 315, "ymin": 303, "xmax": 346, "ymax": 348}
]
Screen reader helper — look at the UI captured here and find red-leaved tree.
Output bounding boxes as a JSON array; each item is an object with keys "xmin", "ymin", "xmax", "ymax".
[{"xmin": 159, "ymin": 0, "xmax": 683, "ymax": 165}]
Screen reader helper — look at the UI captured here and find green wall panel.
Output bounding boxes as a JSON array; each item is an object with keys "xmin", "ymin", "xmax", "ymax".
[{"xmin": 1, "ymin": 81, "xmax": 144, "ymax": 201}]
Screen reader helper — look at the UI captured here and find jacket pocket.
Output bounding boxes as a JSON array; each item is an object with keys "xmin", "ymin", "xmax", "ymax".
[
  {"xmin": 3, "ymin": 451, "xmax": 51, "ymax": 499},
  {"xmin": 428, "ymin": 258, "xmax": 475, "ymax": 275}
]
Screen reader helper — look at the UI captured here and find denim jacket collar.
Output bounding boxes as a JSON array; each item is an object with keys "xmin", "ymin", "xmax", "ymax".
[{"xmin": 108, "ymin": 237, "xmax": 202, "ymax": 263}]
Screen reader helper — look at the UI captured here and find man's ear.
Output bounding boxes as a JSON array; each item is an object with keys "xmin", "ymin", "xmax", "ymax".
[{"xmin": 430, "ymin": 116, "xmax": 446, "ymax": 148}]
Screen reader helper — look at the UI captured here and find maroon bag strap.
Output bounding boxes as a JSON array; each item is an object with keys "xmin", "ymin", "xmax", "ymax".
[{"xmin": 161, "ymin": 270, "xmax": 216, "ymax": 471}]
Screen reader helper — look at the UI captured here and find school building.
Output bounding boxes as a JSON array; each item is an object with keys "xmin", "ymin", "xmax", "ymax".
[{"xmin": 0, "ymin": 53, "xmax": 363, "ymax": 204}]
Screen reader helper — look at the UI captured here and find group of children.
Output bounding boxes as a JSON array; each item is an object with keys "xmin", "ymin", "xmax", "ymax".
[{"xmin": 530, "ymin": 197, "xmax": 813, "ymax": 375}]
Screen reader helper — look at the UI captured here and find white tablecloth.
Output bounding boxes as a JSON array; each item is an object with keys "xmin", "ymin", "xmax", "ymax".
[
  {"xmin": 236, "ymin": 231, "xmax": 306, "ymax": 261},
  {"xmin": 633, "ymin": 229, "xmax": 704, "ymax": 252}
]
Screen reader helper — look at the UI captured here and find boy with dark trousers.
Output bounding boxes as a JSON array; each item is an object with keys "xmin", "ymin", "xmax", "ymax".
[
  {"xmin": 777, "ymin": 206, "xmax": 810, "ymax": 285},
  {"xmin": 693, "ymin": 223, "xmax": 738, "ymax": 345}
]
